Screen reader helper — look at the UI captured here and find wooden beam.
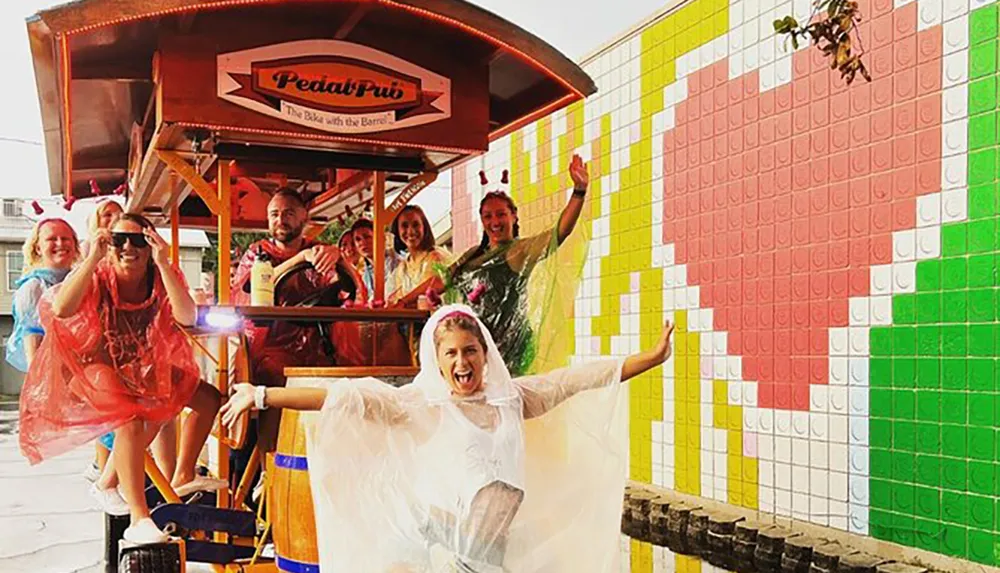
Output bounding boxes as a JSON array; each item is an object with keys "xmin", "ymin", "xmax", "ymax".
[
  {"xmin": 156, "ymin": 149, "xmax": 222, "ymax": 214},
  {"xmin": 373, "ymin": 172, "xmax": 387, "ymax": 304}
]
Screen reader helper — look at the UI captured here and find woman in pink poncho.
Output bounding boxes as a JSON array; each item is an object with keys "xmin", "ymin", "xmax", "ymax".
[{"xmin": 19, "ymin": 213, "xmax": 222, "ymax": 545}]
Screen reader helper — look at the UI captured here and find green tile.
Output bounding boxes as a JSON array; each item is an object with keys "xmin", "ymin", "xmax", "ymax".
[
  {"xmin": 893, "ymin": 390, "xmax": 916, "ymax": 420},
  {"xmin": 892, "ymin": 513, "xmax": 916, "ymax": 547},
  {"xmin": 916, "ymin": 421, "xmax": 941, "ymax": 453},
  {"xmin": 893, "ymin": 358, "xmax": 917, "ymax": 388},
  {"xmin": 995, "ymin": 393, "xmax": 1000, "ymax": 425},
  {"xmin": 942, "ymin": 524, "xmax": 968, "ymax": 558},
  {"xmin": 915, "ymin": 518, "xmax": 942, "ymax": 552},
  {"xmin": 970, "ymin": 496, "xmax": 996, "ymax": 530},
  {"xmin": 969, "ymin": 148, "xmax": 998, "ymax": 185},
  {"xmin": 916, "ymin": 454, "xmax": 941, "ymax": 487},
  {"xmin": 970, "ymin": 394, "xmax": 995, "ymax": 426},
  {"xmin": 871, "ymin": 448, "xmax": 892, "ymax": 479},
  {"xmin": 942, "ymin": 225, "xmax": 969, "ymax": 257},
  {"xmin": 970, "ymin": 324, "xmax": 997, "ymax": 356},
  {"xmin": 916, "ymin": 391, "xmax": 941, "ymax": 422},
  {"xmin": 871, "ymin": 418, "xmax": 892, "ymax": 448},
  {"xmin": 969, "ymin": 183, "xmax": 1000, "ymax": 219},
  {"xmin": 870, "ymin": 509, "xmax": 892, "ymax": 540},
  {"xmin": 893, "ymin": 328, "xmax": 917, "ymax": 356},
  {"xmin": 970, "ymin": 112, "xmax": 999, "ymax": 150},
  {"xmin": 871, "ymin": 388, "xmax": 892, "ymax": 417},
  {"xmin": 943, "ymin": 392, "xmax": 969, "ymax": 424},
  {"xmin": 944, "ymin": 456, "xmax": 968, "ymax": 491},
  {"xmin": 871, "ymin": 358, "xmax": 892, "ymax": 388},
  {"xmin": 971, "ymin": 40, "xmax": 1000, "ymax": 79},
  {"xmin": 891, "ymin": 482, "xmax": 915, "ymax": 514},
  {"xmin": 968, "ymin": 254, "xmax": 997, "ymax": 288},
  {"xmin": 943, "ymin": 424, "xmax": 969, "ymax": 457},
  {"xmin": 969, "ymin": 76, "xmax": 998, "ymax": 115},
  {"xmin": 915, "ymin": 485, "xmax": 941, "ymax": 518},
  {"xmin": 944, "ymin": 490, "xmax": 970, "ymax": 524},
  {"xmin": 871, "ymin": 478, "xmax": 892, "ymax": 508},
  {"xmin": 969, "ymin": 427, "xmax": 995, "ymax": 460},
  {"xmin": 968, "ymin": 219, "xmax": 999, "ymax": 253},
  {"xmin": 916, "ymin": 293, "xmax": 942, "ymax": 324},
  {"xmin": 968, "ymin": 289, "xmax": 997, "ymax": 322},
  {"xmin": 871, "ymin": 328, "xmax": 892, "ymax": 356},
  {"xmin": 943, "ymin": 358, "xmax": 968, "ymax": 389},
  {"xmin": 942, "ymin": 291, "xmax": 969, "ymax": 323},
  {"xmin": 970, "ymin": 4, "xmax": 999, "ymax": 45},
  {"xmin": 969, "ymin": 460, "xmax": 996, "ymax": 495},
  {"xmin": 893, "ymin": 293, "xmax": 917, "ymax": 324},
  {"xmin": 969, "ymin": 358, "xmax": 997, "ymax": 391},
  {"xmin": 916, "ymin": 357, "xmax": 941, "ymax": 388},
  {"xmin": 893, "ymin": 451, "xmax": 917, "ymax": 483},
  {"xmin": 917, "ymin": 328, "xmax": 944, "ymax": 357},
  {"xmin": 942, "ymin": 325, "xmax": 968, "ymax": 357},
  {"xmin": 942, "ymin": 257, "xmax": 969, "ymax": 290},
  {"xmin": 968, "ymin": 529, "xmax": 996, "ymax": 566},
  {"xmin": 916, "ymin": 260, "xmax": 942, "ymax": 292},
  {"xmin": 894, "ymin": 420, "xmax": 917, "ymax": 451}
]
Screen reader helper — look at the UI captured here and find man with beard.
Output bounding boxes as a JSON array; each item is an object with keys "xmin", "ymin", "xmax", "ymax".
[{"xmin": 231, "ymin": 188, "xmax": 362, "ymax": 452}]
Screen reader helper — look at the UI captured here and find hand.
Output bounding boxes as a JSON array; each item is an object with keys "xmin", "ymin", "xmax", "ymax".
[
  {"xmin": 143, "ymin": 228, "xmax": 171, "ymax": 268},
  {"xmin": 304, "ymin": 245, "xmax": 341, "ymax": 275},
  {"xmin": 220, "ymin": 383, "xmax": 257, "ymax": 431},
  {"xmin": 89, "ymin": 229, "xmax": 111, "ymax": 263},
  {"xmin": 652, "ymin": 321, "xmax": 675, "ymax": 363},
  {"xmin": 569, "ymin": 154, "xmax": 589, "ymax": 191}
]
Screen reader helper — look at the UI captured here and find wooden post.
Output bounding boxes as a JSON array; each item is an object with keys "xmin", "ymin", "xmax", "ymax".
[{"xmin": 216, "ymin": 161, "xmax": 232, "ymax": 533}]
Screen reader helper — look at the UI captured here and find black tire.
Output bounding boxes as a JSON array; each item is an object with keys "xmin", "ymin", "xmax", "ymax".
[
  {"xmin": 118, "ymin": 543, "xmax": 182, "ymax": 573},
  {"xmin": 104, "ymin": 514, "xmax": 129, "ymax": 573}
]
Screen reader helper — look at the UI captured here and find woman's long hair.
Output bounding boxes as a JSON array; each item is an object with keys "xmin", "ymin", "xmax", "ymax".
[{"xmin": 390, "ymin": 204, "xmax": 436, "ymax": 254}]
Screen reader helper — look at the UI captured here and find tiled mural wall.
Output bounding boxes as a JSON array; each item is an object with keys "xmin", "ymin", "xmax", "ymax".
[{"xmin": 451, "ymin": 0, "xmax": 1000, "ymax": 569}]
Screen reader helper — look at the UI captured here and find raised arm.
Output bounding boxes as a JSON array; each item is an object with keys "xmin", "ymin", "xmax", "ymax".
[
  {"xmin": 556, "ymin": 154, "xmax": 589, "ymax": 246},
  {"xmin": 145, "ymin": 229, "xmax": 196, "ymax": 327},
  {"xmin": 51, "ymin": 231, "xmax": 107, "ymax": 318},
  {"xmin": 220, "ymin": 383, "xmax": 411, "ymax": 430}
]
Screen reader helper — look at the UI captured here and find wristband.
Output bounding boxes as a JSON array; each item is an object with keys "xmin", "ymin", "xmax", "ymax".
[
  {"xmin": 254, "ymin": 386, "xmax": 268, "ymax": 410},
  {"xmin": 572, "ymin": 187, "xmax": 587, "ymax": 198}
]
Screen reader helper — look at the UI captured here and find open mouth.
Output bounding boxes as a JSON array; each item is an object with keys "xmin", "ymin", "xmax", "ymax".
[{"xmin": 453, "ymin": 370, "xmax": 474, "ymax": 387}]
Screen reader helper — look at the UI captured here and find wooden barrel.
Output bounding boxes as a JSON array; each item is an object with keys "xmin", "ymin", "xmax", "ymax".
[{"xmin": 271, "ymin": 407, "xmax": 320, "ymax": 573}]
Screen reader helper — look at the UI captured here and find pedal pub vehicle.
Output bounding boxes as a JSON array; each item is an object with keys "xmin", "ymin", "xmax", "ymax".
[{"xmin": 24, "ymin": 0, "xmax": 595, "ymax": 571}]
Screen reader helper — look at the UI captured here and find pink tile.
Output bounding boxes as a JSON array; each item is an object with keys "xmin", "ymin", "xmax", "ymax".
[
  {"xmin": 810, "ymin": 46, "xmax": 828, "ymax": 74},
  {"xmin": 917, "ymin": 61, "xmax": 942, "ymax": 96},
  {"xmin": 831, "ymin": 181, "xmax": 850, "ymax": 211},
  {"xmin": 775, "ymin": 139, "xmax": 792, "ymax": 167},
  {"xmin": 915, "ymin": 94, "xmax": 941, "ymax": 128},
  {"xmin": 893, "ymin": 166, "xmax": 916, "ymax": 200},
  {"xmin": 915, "ymin": 129, "xmax": 941, "ymax": 162},
  {"xmin": 872, "ymin": 77, "xmax": 894, "ymax": 110},
  {"xmin": 893, "ymin": 101, "xmax": 916, "ymax": 134},
  {"xmin": 893, "ymin": 2, "xmax": 917, "ymax": 39},
  {"xmin": 744, "ymin": 96, "xmax": 760, "ymax": 124},
  {"xmin": 831, "ymin": 93, "xmax": 851, "ymax": 123},
  {"xmin": 744, "ymin": 150, "xmax": 760, "ymax": 176},
  {"xmin": 871, "ymin": 140, "xmax": 894, "ymax": 172},
  {"xmin": 917, "ymin": 159, "xmax": 941, "ymax": 195},
  {"xmin": 895, "ymin": 67, "xmax": 917, "ymax": 101},
  {"xmin": 744, "ymin": 70, "xmax": 760, "ymax": 98},
  {"xmin": 871, "ymin": 14, "xmax": 894, "ymax": 48},
  {"xmin": 811, "ymin": 128, "xmax": 830, "ymax": 158},
  {"xmin": 794, "ymin": 78, "xmax": 811, "ymax": 108},
  {"xmin": 893, "ymin": 135, "xmax": 916, "ymax": 167},
  {"xmin": 871, "ymin": 46, "xmax": 894, "ymax": 78},
  {"xmin": 850, "ymin": 83, "xmax": 871, "ymax": 117},
  {"xmin": 831, "ymin": 152, "xmax": 851, "ymax": 181},
  {"xmin": 794, "ymin": 107, "xmax": 811, "ymax": 133},
  {"xmin": 760, "ymin": 89, "xmax": 776, "ymax": 116},
  {"xmin": 744, "ymin": 122, "xmax": 760, "ymax": 149},
  {"xmin": 760, "ymin": 144, "xmax": 776, "ymax": 172},
  {"xmin": 850, "ymin": 116, "xmax": 871, "ymax": 147},
  {"xmin": 715, "ymin": 160, "xmax": 728, "ymax": 184},
  {"xmin": 702, "ymin": 91, "xmax": 715, "ymax": 118},
  {"xmin": 894, "ymin": 35, "xmax": 917, "ymax": 70},
  {"xmin": 812, "ymin": 157, "xmax": 830, "ymax": 186},
  {"xmin": 729, "ymin": 76, "xmax": 745, "ymax": 106},
  {"xmin": 811, "ymin": 99, "xmax": 830, "ymax": 129},
  {"xmin": 729, "ymin": 105, "xmax": 743, "ymax": 131},
  {"xmin": 811, "ymin": 72, "xmax": 830, "ymax": 101},
  {"xmin": 776, "ymin": 85, "xmax": 793, "ymax": 112},
  {"xmin": 760, "ymin": 116, "xmax": 776, "ymax": 144},
  {"xmin": 794, "ymin": 51, "xmax": 811, "ymax": 79},
  {"xmin": 716, "ymin": 135, "xmax": 729, "ymax": 162},
  {"xmin": 872, "ymin": 171, "xmax": 893, "ymax": 203},
  {"xmin": 892, "ymin": 198, "xmax": 916, "ymax": 231},
  {"xmin": 714, "ymin": 60, "xmax": 728, "ymax": 87},
  {"xmin": 715, "ymin": 110, "xmax": 728, "ymax": 136},
  {"xmin": 871, "ymin": 107, "xmax": 894, "ymax": 141},
  {"xmin": 831, "ymin": 123, "xmax": 850, "ymax": 151},
  {"xmin": 850, "ymin": 146, "xmax": 871, "ymax": 177},
  {"xmin": 701, "ymin": 66, "xmax": 715, "ymax": 93},
  {"xmin": 715, "ymin": 86, "xmax": 728, "ymax": 112},
  {"xmin": 871, "ymin": 0, "xmax": 893, "ymax": 18},
  {"xmin": 776, "ymin": 112, "xmax": 793, "ymax": 140},
  {"xmin": 793, "ymin": 134, "xmax": 811, "ymax": 164},
  {"xmin": 917, "ymin": 27, "xmax": 942, "ymax": 63}
]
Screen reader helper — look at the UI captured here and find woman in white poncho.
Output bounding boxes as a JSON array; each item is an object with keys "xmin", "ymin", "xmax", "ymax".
[{"xmin": 222, "ymin": 304, "xmax": 675, "ymax": 572}]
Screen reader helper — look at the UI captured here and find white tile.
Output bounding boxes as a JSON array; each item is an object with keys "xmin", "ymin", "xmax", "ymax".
[
  {"xmin": 830, "ymin": 327, "xmax": 850, "ymax": 356},
  {"xmin": 849, "ymin": 386, "xmax": 870, "ymax": 416},
  {"xmin": 811, "ymin": 440, "xmax": 830, "ymax": 470},
  {"xmin": 893, "ymin": 230, "xmax": 916, "ymax": 262},
  {"xmin": 893, "ymin": 262, "xmax": 917, "ymax": 293},
  {"xmin": 941, "ymin": 187, "xmax": 968, "ymax": 222},
  {"xmin": 830, "ymin": 500, "xmax": 849, "ymax": 531},
  {"xmin": 759, "ymin": 434, "xmax": 775, "ymax": 460},
  {"xmin": 849, "ymin": 444, "xmax": 869, "ymax": 475},
  {"xmin": 850, "ymin": 416, "xmax": 869, "ymax": 447},
  {"xmin": 811, "ymin": 495, "xmax": 830, "ymax": 527},
  {"xmin": 849, "ymin": 475, "xmax": 869, "ymax": 505},
  {"xmin": 811, "ymin": 386, "xmax": 829, "ymax": 412},
  {"xmin": 916, "ymin": 227, "xmax": 941, "ymax": 259},
  {"xmin": 849, "ymin": 298, "xmax": 870, "ymax": 326},
  {"xmin": 760, "ymin": 460, "xmax": 775, "ymax": 487},
  {"xmin": 774, "ymin": 488, "xmax": 791, "ymax": 517},
  {"xmin": 943, "ymin": 0, "xmax": 968, "ymax": 19},
  {"xmin": 943, "ymin": 15, "xmax": 969, "ymax": 54},
  {"xmin": 870, "ymin": 266, "xmax": 892, "ymax": 296},
  {"xmin": 830, "ymin": 441, "xmax": 850, "ymax": 473},
  {"xmin": 919, "ymin": 0, "xmax": 944, "ymax": 29},
  {"xmin": 849, "ymin": 327, "xmax": 870, "ymax": 356},
  {"xmin": 775, "ymin": 460, "xmax": 792, "ymax": 490},
  {"xmin": 774, "ymin": 436, "xmax": 792, "ymax": 463},
  {"xmin": 830, "ymin": 389, "xmax": 849, "ymax": 417},
  {"xmin": 792, "ymin": 437, "xmax": 810, "ymax": 465},
  {"xmin": 830, "ymin": 357, "xmax": 849, "ymax": 386}
]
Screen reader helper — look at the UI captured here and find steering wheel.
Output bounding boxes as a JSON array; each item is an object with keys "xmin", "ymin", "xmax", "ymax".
[{"xmin": 241, "ymin": 260, "xmax": 358, "ymax": 308}]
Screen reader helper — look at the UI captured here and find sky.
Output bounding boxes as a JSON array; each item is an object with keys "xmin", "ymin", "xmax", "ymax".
[{"xmin": 0, "ymin": 0, "xmax": 668, "ymax": 219}]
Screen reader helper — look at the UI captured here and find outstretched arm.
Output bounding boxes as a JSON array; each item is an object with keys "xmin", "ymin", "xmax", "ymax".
[
  {"xmin": 221, "ymin": 383, "xmax": 410, "ymax": 430},
  {"xmin": 556, "ymin": 154, "xmax": 589, "ymax": 246},
  {"xmin": 519, "ymin": 321, "xmax": 675, "ymax": 419}
]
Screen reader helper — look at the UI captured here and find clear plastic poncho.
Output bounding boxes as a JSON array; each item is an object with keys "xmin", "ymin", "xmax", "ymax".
[
  {"xmin": 5, "ymin": 268, "xmax": 69, "ymax": 373},
  {"xmin": 303, "ymin": 304, "xmax": 628, "ymax": 572}
]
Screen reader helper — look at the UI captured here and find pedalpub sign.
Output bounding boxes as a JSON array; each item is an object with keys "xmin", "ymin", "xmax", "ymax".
[{"xmin": 218, "ymin": 40, "xmax": 452, "ymax": 134}]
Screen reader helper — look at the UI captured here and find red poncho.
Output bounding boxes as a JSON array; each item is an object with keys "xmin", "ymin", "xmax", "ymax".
[
  {"xmin": 231, "ymin": 239, "xmax": 366, "ymax": 371},
  {"xmin": 19, "ymin": 262, "xmax": 201, "ymax": 465}
]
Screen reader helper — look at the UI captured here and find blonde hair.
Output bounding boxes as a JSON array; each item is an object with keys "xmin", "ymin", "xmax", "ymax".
[
  {"xmin": 433, "ymin": 312, "xmax": 489, "ymax": 355},
  {"xmin": 88, "ymin": 200, "xmax": 124, "ymax": 235},
  {"xmin": 23, "ymin": 218, "xmax": 80, "ymax": 270}
]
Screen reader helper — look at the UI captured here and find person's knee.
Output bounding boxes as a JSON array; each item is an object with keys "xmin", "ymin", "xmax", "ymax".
[
  {"xmin": 197, "ymin": 382, "xmax": 223, "ymax": 415},
  {"xmin": 116, "ymin": 420, "xmax": 143, "ymax": 438}
]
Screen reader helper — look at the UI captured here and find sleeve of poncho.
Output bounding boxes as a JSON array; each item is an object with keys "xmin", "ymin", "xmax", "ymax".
[{"xmin": 5, "ymin": 279, "xmax": 47, "ymax": 372}]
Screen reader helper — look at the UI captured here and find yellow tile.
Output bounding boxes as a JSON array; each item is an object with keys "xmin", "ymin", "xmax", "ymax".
[
  {"xmin": 728, "ymin": 405, "xmax": 743, "ymax": 432},
  {"xmin": 713, "ymin": 380, "xmax": 728, "ymax": 406}
]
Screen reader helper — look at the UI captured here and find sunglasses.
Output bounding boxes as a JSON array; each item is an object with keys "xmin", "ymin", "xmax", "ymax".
[{"xmin": 111, "ymin": 232, "xmax": 149, "ymax": 249}]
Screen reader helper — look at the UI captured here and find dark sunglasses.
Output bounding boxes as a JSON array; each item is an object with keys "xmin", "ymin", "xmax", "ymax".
[{"xmin": 111, "ymin": 232, "xmax": 149, "ymax": 249}]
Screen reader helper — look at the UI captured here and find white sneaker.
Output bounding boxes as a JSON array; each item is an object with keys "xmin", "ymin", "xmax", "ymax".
[
  {"xmin": 89, "ymin": 483, "xmax": 130, "ymax": 516},
  {"xmin": 173, "ymin": 476, "xmax": 228, "ymax": 498},
  {"xmin": 82, "ymin": 463, "xmax": 100, "ymax": 483},
  {"xmin": 123, "ymin": 518, "xmax": 168, "ymax": 545}
]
